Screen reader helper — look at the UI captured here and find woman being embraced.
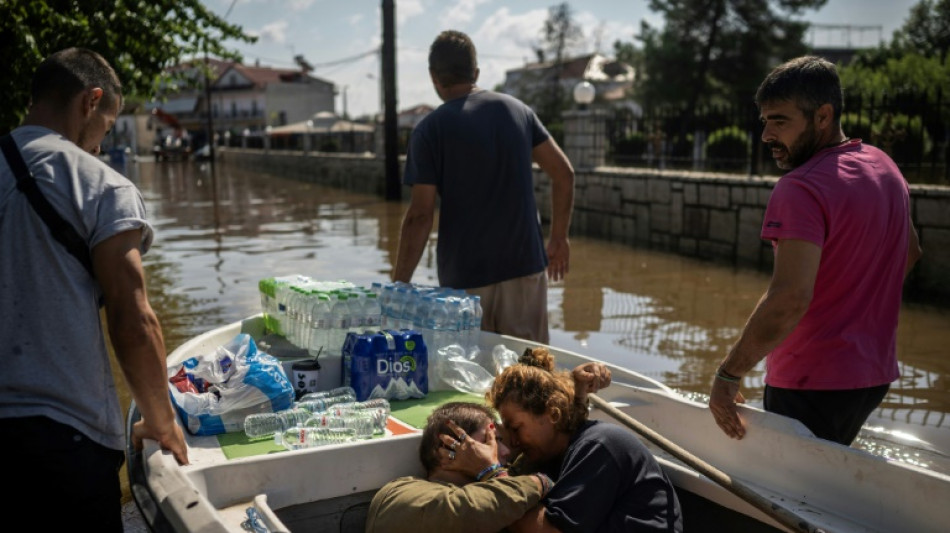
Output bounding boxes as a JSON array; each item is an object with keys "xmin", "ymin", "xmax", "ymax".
[{"xmin": 466, "ymin": 348, "xmax": 683, "ymax": 532}]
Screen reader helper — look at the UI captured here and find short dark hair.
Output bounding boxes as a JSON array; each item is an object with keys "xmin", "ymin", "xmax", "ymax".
[
  {"xmin": 31, "ymin": 48, "xmax": 122, "ymax": 112},
  {"xmin": 755, "ymin": 55, "xmax": 842, "ymax": 123},
  {"xmin": 428, "ymin": 30, "xmax": 477, "ymax": 86},
  {"xmin": 419, "ymin": 402, "xmax": 495, "ymax": 475}
]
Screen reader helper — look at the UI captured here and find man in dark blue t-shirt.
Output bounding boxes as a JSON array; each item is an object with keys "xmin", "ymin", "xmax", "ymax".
[{"xmin": 392, "ymin": 30, "xmax": 575, "ymax": 343}]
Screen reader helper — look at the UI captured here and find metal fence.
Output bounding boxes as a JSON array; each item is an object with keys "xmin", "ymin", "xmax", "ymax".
[{"xmin": 606, "ymin": 91, "xmax": 950, "ymax": 185}]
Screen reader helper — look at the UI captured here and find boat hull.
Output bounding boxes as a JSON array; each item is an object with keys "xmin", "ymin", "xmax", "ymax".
[{"xmin": 128, "ymin": 315, "xmax": 950, "ymax": 532}]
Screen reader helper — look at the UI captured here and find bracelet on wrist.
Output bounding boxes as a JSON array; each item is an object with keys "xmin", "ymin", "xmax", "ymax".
[
  {"xmin": 715, "ymin": 366, "xmax": 741, "ymax": 383},
  {"xmin": 534, "ymin": 473, "xmax": 554, "ymax": 497},
  {"xmin": 488, "ymin": 468, "xmax": 509, "ymax": 480},
  {"xmin": 475, "ymin": 463, "xmax": 504, "ymax": 481}
]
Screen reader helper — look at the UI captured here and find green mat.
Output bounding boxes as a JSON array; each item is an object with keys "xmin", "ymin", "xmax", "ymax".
[{"xmin": 217, "ymin": 390, "xmax": 481, "ymax": 460}]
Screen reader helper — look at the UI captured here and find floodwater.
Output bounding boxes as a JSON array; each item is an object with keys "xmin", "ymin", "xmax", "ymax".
[{"xmin": 114, "ymin": 158, "xmax": 950, "ymax": 515}]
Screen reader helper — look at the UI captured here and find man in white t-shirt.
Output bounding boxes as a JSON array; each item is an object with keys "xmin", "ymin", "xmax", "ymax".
[{"xmin": 0, "ymin": 48, "xmax": 188, "ymax": 531}]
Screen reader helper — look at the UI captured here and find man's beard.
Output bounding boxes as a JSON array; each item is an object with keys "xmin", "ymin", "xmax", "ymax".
[{"xmin": 769, "ymin": 120, "xmax": 820, "ymax": 170}]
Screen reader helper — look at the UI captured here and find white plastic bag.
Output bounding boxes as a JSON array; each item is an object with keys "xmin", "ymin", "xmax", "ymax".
[{"xmin": 168, "ymin": 333, "xmax": 294, "ymax": 435}]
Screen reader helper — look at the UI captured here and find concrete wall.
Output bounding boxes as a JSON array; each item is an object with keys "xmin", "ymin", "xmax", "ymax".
[{"xmin": 219, "ymin": 147, "xmax": 950, "ymax": 303}]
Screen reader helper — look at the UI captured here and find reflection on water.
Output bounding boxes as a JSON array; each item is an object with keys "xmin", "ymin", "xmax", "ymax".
[{"xmin": 119, "ymin": 159, "xmax": 950, "ymax": 473}]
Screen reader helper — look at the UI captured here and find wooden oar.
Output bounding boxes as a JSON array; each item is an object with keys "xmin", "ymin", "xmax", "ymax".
[{"xmin": 587, "ymin": 393, "xmax": 828, "ymax": 533}]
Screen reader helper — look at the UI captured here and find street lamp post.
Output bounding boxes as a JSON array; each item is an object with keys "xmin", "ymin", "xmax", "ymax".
[
  {"xmin": 305, "ymin": 119, "xmax": 313, "ymax": 154},
  {"xmin": 573, "ymin": 80, "xmax": 595, "ymax": 111}
]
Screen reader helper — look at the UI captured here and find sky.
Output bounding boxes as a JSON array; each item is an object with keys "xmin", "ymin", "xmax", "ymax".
[{"xmin": 205, "ymin": 0, "xmax": 919, "ymax": 119}]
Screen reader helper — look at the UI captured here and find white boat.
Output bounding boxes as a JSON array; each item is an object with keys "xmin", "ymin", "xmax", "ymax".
[{"xmin": 127, "ymin": 315, "xmax": 950, "ymax": 532}]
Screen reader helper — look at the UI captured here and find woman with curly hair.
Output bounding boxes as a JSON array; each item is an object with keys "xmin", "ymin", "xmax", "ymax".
[{"xmin": 473, "ymin": 347, "xmax": 683, "ymax": 532}]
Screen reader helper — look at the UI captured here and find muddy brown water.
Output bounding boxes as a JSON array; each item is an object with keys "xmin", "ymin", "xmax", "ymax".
[{"xmin": 113, "ymin": 158, "xmax": 950, "ymax": 514}]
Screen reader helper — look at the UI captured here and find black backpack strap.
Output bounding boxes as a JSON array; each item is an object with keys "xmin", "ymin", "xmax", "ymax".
[{"xmin": 1, "ymin": 133, "xmax": 97, "ymax": 280}]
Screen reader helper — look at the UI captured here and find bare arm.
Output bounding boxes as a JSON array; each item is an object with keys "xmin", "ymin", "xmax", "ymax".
[
  {"xmin": 509, "ymin": 505, "xmax": 561, "ymax": 533},
  {"xmin": 532, "ymin": 138, "xmax": 574, "ymax": 282},
  {"xmin": 93, "ymin": 228, "xmax": 188, "ymax": 465},
  {"xmin": 392, "ymin": 184, "xmax": 436, "ymax": 283},
  {"xmin": 709, "ymin": 239, "xmax": 820, "ymax": 440},
  {"xmin": 905, "ymin": 217, "xmax": 922, "ymax": 279}
]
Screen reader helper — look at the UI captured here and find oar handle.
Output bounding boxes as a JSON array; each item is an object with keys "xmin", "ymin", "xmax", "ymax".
[{"xmin": 587, "ymin": 393, "xmax": 827, "ymax": 533}]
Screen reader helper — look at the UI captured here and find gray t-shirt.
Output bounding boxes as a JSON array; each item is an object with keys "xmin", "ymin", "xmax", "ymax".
[{"xmin": 0, "ymin": 126, "xmax": 153, "ymax": 451}]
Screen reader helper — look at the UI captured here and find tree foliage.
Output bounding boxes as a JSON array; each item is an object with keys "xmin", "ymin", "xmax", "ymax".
[
  {"xmin": 633, "ymin": 0, "xmax": 826, "ymax": 110},
  {"xmin": 530, "ymin": 2, "xmax": 584, "ymax": 126},
  {"xmin": 892, "ymin": 0, "xmax": 950, "ymax": 61},
  {"xmin": 843, "ymin": 0, "xmax": 950, "ymax": 95},
  {"xmin": 0, "ymin": 0, "xmax": 256, "ymax": 133}
]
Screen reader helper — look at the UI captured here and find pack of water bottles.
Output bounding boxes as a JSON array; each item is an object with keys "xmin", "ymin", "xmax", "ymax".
[
  {"xmin": 342, "ymin": 329, "xmax": 428, "ymax": 401},
  {"xmin": 258, "ymin": 275, "xmax": 382, "ymax": 356},
  {"xmin": 376, "ymin": 281, "xmax": 483, "ymax": 355}
]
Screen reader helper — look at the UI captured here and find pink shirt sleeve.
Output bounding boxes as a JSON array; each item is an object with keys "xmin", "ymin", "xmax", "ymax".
[{"xmin": 761, "ymin": 178, "xmax": 826, "ymax": 247}]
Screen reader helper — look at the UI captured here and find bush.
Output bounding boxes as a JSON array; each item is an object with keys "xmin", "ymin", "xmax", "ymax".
[
  {"xmin": 319, "ymin": 138, "xmax": 340, "ymax": 153},
  {"xmin": 613, "ymin": 132, "xmax": 648, "ymax": 159},
  {"xmin": 874, "ymin": 113, "xmax": 931, "ymax": 163},
  {"xmin": 705, "ymin": 126, "xmax": 750, "ymax": 171},
  {"xmin": 841, "ymin": 112, "xmax": 873, "ymax": 142}
]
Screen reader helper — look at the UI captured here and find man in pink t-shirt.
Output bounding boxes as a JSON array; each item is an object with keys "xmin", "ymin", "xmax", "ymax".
[{"xmin": 708, "ymin": 56, "xmax": 922, "ymax": 445}]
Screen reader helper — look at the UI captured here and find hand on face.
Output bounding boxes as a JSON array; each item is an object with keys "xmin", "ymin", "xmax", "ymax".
[{"xmin": 437, "ymin": 419, "xmax": 503, "ymax": 479}]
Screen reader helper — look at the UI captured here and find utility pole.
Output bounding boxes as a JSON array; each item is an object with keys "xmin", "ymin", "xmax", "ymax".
[
  {"xmin": 204, "ymin": 42, "xmax": 216, "ymax": 174},
  {"xmin": 382, "ymin": 0, "xmax": 400, "ymax": 200}
]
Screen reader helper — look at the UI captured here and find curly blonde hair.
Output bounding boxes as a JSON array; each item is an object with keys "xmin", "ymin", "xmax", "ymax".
[{"xmin": 486, "ymin": 347, "xmax": 588, "ymax": 433}]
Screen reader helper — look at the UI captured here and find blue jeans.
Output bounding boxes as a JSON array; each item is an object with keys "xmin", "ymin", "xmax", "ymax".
[{"xmin": 0, "ymin": 416, "xmax": 125, "ymax": 531}]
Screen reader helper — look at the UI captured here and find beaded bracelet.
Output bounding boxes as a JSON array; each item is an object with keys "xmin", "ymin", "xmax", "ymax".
[
  {"xmin": 476, "ymin": 463, "xmax": 504, "ymax": 481},
  {"xmin": 487, "ymin": 468, "xmax": 509, "ymax": 480},
  {"xmin": 534, "ymin": 473, "xmax": 554, "ymax": 497},
  {"xmin": 715, "ymin": 366, "xmax": 741, "ymax": 384}
]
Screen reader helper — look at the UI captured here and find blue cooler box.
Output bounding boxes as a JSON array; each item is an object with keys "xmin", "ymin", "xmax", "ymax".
[{"xmin": 342, "ymin": 329, "xmax": 428, "ymax": 401}]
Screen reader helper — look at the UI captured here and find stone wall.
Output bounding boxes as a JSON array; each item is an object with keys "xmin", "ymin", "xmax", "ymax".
[
  {"xmin": 221, "ymin": 148, "xmax": 388, "ymax": 196},
  {"xmin": 534, "ymin": 165, "xmax": 950, "ymax": 301},
  {"xmin": 219, "ymin": 147, "xmax": 950, "ymax": 302}
]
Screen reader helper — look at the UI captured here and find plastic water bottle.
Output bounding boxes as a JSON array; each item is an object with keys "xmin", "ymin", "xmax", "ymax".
[
  {"xmin": 429, "ymin": 297, "xmax": 451, "ymax": 354},
  {"xmin": 389, "ymin": 287, "xmax": 408, "ymax": 329},
  {"xmin": 458, "ymin": 296, "xmax": 474, "ymax": 349},
  {"xmin": 362, "ymin": 291, "xmax": 382, "ymax": 331},
  {"xmin": 469, "ymin": 295, "xmax": 483, "ymax": 348},
  {"xmin": 307, "ymin": 293, "xmax": 332, "ymax": 356},
  {"xmin": 280, "ymin": 426, "xmax": 358, "ymax": 450},
  {"xmin": 332, "ymin": 399, "xmax": 391, "ymax": 434},
  {"xmin": 445, "ymin": 298, "xmax": 463, "ymax": 348},
  {"xmin": 298, "ymin": 386, "xmax": 357, "ymax": 403},
  {"xmin": 327, "ymin": 292, "xmax": 350, "ymax": 355},
  {"xmin": 402, "ymin": 289, "xmax": 421, "ymax": 331},
  {"xmin": 345, "ymin": 290, "xmax": 365, "ymax": 334},
  {"xmin": 244, "ymin": 408, "xmax": 312, "ymax": 439},
  {"xmin": 416, "ymin": 295, "xmax": 436, "ymax": 351},
  {"xmin": 304, "ymin": 411, "xmax": 375, "ymax": 440},
  {"xmin": 291, "ymin": 287, "xmax": 312, "ymax": 346},
  {"xmin": 296, "ymin": 390, "xmax": 357, "ymax": 413}
]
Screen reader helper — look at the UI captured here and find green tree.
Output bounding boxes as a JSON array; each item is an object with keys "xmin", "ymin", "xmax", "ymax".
[
  {"xmin": 634, "ymin": 0, "xmax": 826, "ymax": 110},
  {"xmin": 892, "ymin": 0, "xmax": 950, "ymax": 61},
  {"xmin": 0, "ymin": 0, "xmax": 255, "ymax": 133},
  {"xmin": 531, "ymin": 2, "xmax": 584, "ymax": 125}
]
